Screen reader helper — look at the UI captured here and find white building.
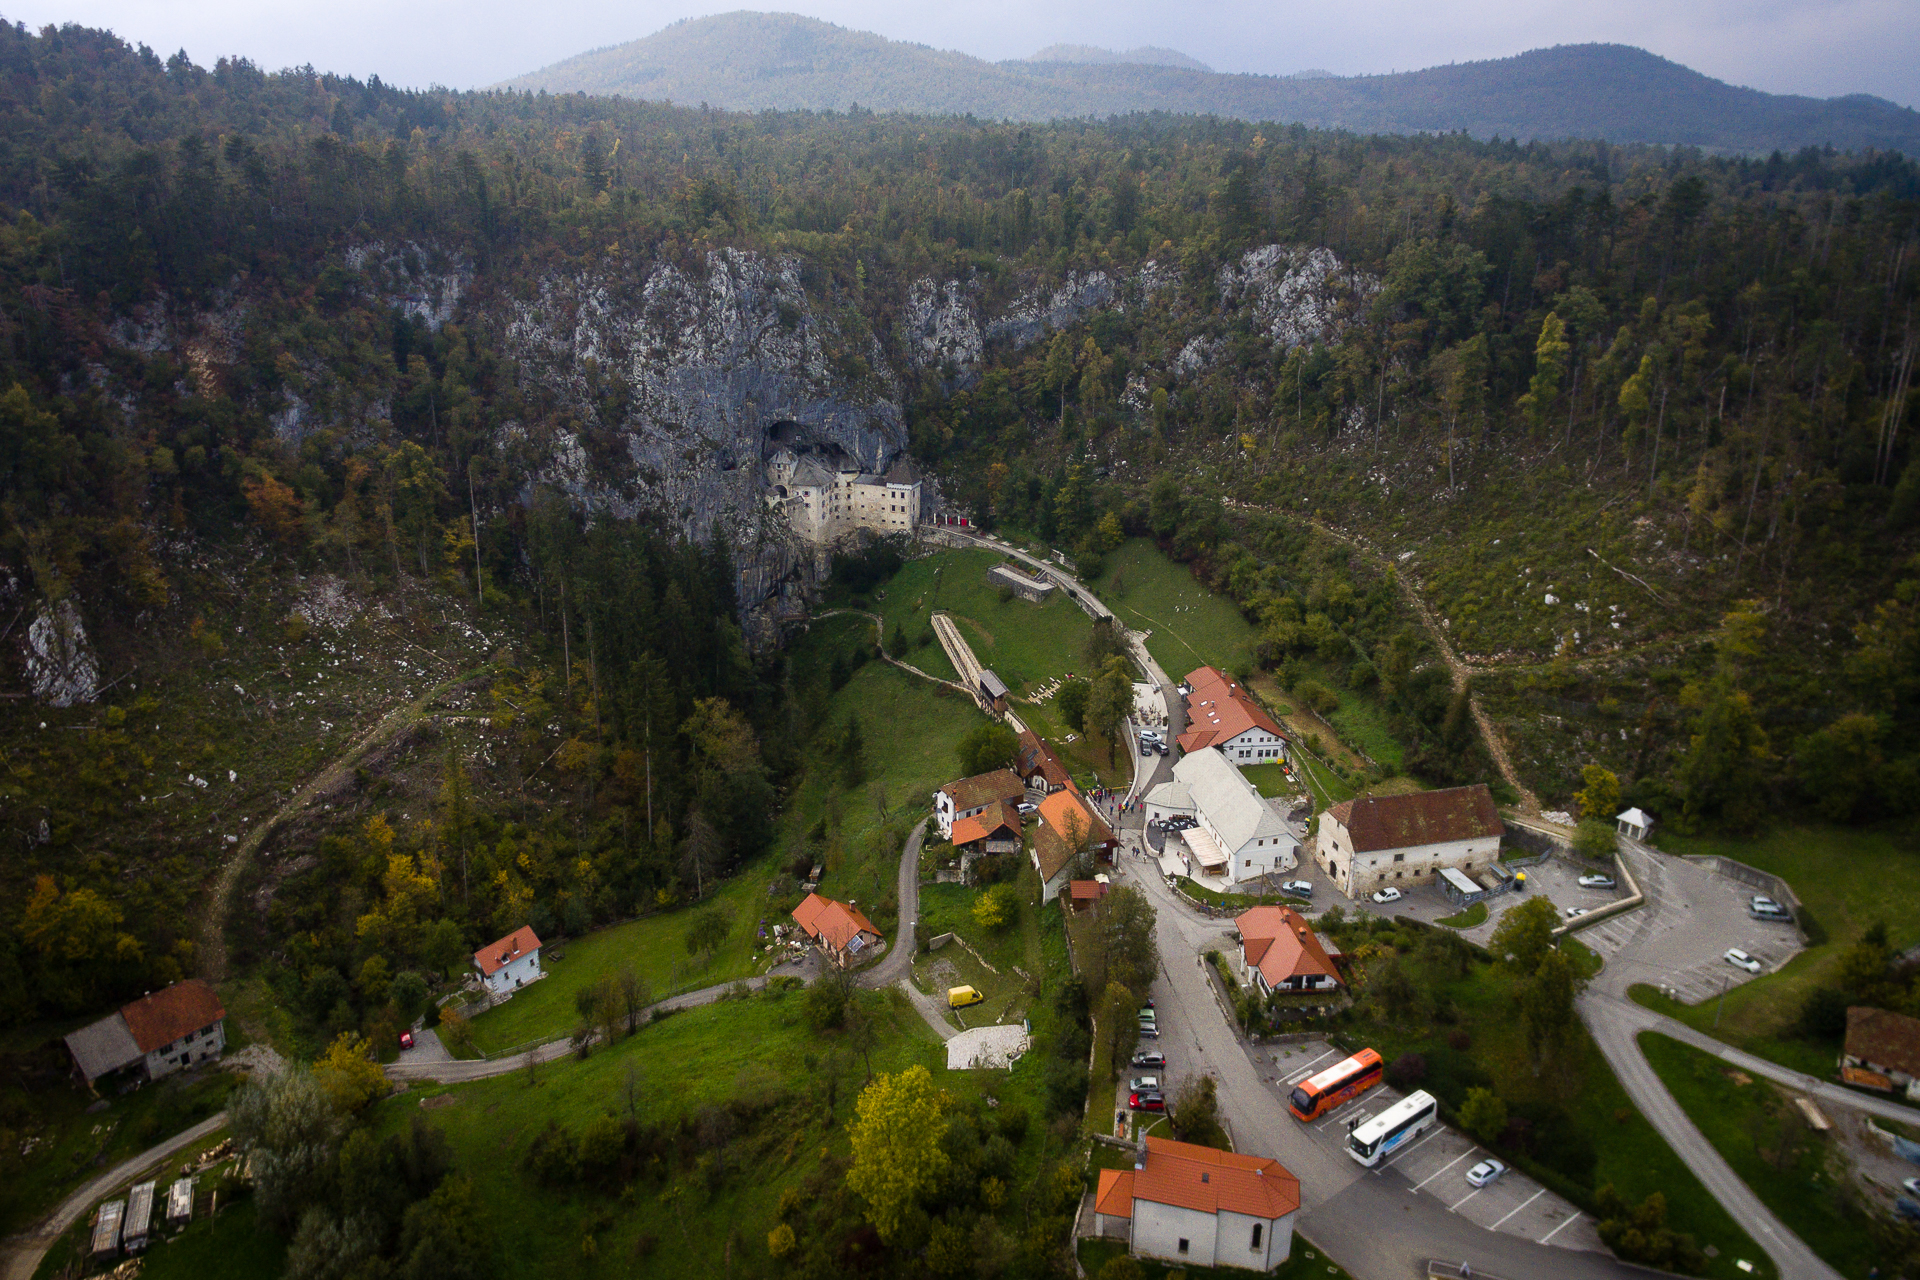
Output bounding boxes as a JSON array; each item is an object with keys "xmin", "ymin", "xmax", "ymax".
[
  {"xmin": 64, "ymin": 979, "xmax": 227, "ymax": 1085},
  {"xmin": 1320, "ymin": 784, "xmax": 1504, "ymax": 898},
  {"xmin": 933, "ymin": 769, "xmax": 1027, "ymax": 839},
  {"xmin": 1615, "ymin": 807, "xmax": 1654, "ymax": 842},
  {"xmin": 1146, "ymin": 749, "xmax": 1298, "ymax": 884},
  {"xmin": 1094, "ymin": 1135, "xmax": 1300, "ymax": 1272},
  {"xmin": 767, "ymin": 450, "xmax": 920, "ymax": 546},
  {"xmin": 1175, "ymin": 666, "xmax": 1289, "ymax": 766},
  {"xmin": 474, "ymin": 925, "xmax": 544, "ymax": 997}
]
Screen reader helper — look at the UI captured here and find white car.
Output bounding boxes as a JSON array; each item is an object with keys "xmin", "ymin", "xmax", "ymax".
[
  {"xmin": 1564, "ymin": 906, "xmax": 1590, "ymax": 919},
  {"xmin": 1130, "ymin": 1075, "xmax": 1161, "ymax": 1093},
  {"xmin": 1578, "ymin": 874, "xmax": 1616, "ymax": 890},
  {"xmin": 1725, "ymin": 948, "xmax": 1763, "ymax": 974},
  {"xmin": 1370, "ymin": 887, "xmax": 1402, "ymax": 904},
  {"xmin": 1750, "ymin": 895, "xmax": 1782, "ymax": 912},
  {"xmin": 1465, "ymin": 1158, "xmax": 1508, "ymax": 1188},
  {"xmin": 1280, "ymin": 880, "xmax": 1314, "ymax": 898}
]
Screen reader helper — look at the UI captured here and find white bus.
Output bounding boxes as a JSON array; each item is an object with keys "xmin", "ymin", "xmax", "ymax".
[{"xmin": 1346, "ymin": 1090, "xmax": 1438, "ymax": 1167}]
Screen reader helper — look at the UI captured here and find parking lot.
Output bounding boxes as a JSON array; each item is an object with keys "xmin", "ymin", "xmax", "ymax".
[
  {"xmin": 1254, "ymin": 1040, "xmax": 1606, "ymax": 1254},
  {"xmin": 1384, "ymin": 854, "xmax": 1629, "ymax": 944},
  {"xmin": 1576, "ymin": 853, "xmax": 1803, "ymax": 1004}
]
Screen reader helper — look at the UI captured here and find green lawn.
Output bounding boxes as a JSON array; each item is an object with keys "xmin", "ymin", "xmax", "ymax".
[
  {"xmin": 134, "ymin": 1200, "xmax": 289, "ymax": 1280},
  {"xmin": 1289, "ymin": 747, "xmax": 1357, "ymax": 810},
  {"xmin": 1090, "ymin": 538, "xmax": 1259, "ymax": 679},
  {"xmin": 1018, "ymin": 698, "xmax": 1133, "ymax": 791},
  {"xmin": 1436, "ymin": 901, "xmax": 1488, "ymax": 928},
  {"xmin": 1636, "ymin": 824, "xmax": 1920, "ymax": 1067},
  {"xmin": 1639, "ymin": 1032, "xmax": 1885, "ymax": 1278},
  {"xmin": 1241, "ymin": 762, "xmax": 1295, "ymax": 798},
  {"xmin": 868, "ymin": 547, "xmax": 1097, "ymax": 693},
  {"xmin": 1335, "ymin": 942, "xmax": 1770, "ymax": 1280}
]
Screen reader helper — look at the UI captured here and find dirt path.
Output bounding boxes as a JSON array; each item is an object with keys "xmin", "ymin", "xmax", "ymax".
[{"xmin": 197, "ymin": 665, "xmax": 492, "ymax": 982}]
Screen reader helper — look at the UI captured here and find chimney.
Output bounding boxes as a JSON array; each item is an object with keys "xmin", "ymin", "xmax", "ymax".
[{"xmin": 1134, "ymin": 1134, "xmax": 1148, "ymax": 1170}]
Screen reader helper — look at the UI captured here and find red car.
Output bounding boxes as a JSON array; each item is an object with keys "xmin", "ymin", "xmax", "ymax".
[
  {"xmin": 1129, "ymin": 1092, "xmax": 1166, "ymax": 1112},
  {"xmin": 399, "ymin": 1031, "xmax": 414, "ymax": 1051}
]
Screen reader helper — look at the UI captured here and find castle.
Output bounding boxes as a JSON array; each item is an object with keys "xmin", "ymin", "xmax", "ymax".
[{"xmin": 767, "ymin": 448, "xmax": 921, "ymax": 546}]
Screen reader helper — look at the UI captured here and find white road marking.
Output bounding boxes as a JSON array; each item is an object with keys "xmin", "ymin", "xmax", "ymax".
[
  {"xmin": 1412, "ymin": 1148, "xmax": 1477, "ymax": 1190},
  {"xmin": 1539, "ymin": 1211, "xmax": 1583, "ymax": 1243},
  {"xmin": 1284, "ymin": 1049, "xmax": 1338, "ymax": 1083},
  {"xmin": 1319, "ymin": 1106, "xmax": 1372, "ymax": 1131},
  {"xmin": 1490, "ymin": 1188, "xmax": 1546, "ymax": 1228},
  {"xmin": 1450, "ymin": 1187, "xmax": 1483, "ymax": 1211}
]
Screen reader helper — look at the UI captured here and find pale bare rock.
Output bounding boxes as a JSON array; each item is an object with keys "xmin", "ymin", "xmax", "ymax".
[{"xmin": 23, "ymin": 598, "xmax": 101, "ymax": 707}]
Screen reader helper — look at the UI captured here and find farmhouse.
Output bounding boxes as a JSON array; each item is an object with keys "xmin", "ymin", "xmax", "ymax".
[
  {"xmin": 1319, "ymin": 784, "xmax": 1503, "ymax": 898},
  {"xmin": 1031, "ymin": 788, "xmax": 1116, "ymax": 903},
  {"xmin": 950, "ymin": 801, "xmax": 1022, "ymax": 856},
  {"xmin": 1154, "ymin": 749, "xmax": 1298, "ymax": 884},
  {"xmin": 1842, "ymin": 1006, "xmax": 1920, "ymax": 1101},
  {"xmin": 1175, "ymin": 666, "xmax": 1289, "ymax": 767},
  {"xmin": 1093, "ymin": 1135, "xmax": 1300, "ymax": 1272},
  {"xmin": 1236, "ymin": 906, "xmax": 1340, "ymax": 994},
  {"xmin": 473, "ymin": 925, "xmax": 544, "ymax": 997},
  {"xmin": 791, "ymin": 893, "xmax": 883, "ymax": 968},
  {"xmin": 1014, "ymin": 728, "xmax": 1072, "ymax": 793},
  {"xmin": 64, "ymin": 979, "xmax": 228, "ymax": 1086},
  {"xmin": 934, "ymin": 768, "xmax": 1027, "ymax": 839}
]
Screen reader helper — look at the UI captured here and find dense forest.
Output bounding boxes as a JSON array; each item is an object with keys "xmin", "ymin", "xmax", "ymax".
[{"xmin": 0, "ymin": 15, "xmax": 1914, "ymax": 1035}]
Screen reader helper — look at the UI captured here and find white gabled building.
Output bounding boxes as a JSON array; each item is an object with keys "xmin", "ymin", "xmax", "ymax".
[
  {"xmin": 474, "ymin": 926, "xmax": 544, "ymax": 997},
  {"xmin": 1320, "ymin": 784, "xmax": 1504, "ymax": 898},
  {"xmin": 64, "ymin": 979, "xmax": 228, "ymax": 1086},
  {"xmin": 1175, "ymin": 666, "xmax": 1290, "ymax": 767},
  {"xmin": 1148, "ymin": 749, "xmax": 1298, "ymax": 884},
  {"xmin": 933, "ymin": 769, "xmax": 1027, "ymax": 840},
  {"xmin": 1094, "ymin": 1136, "xmax": 1300, "ymax": 1272}
]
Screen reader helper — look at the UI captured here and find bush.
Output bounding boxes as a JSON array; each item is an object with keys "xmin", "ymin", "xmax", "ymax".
[
  {"xmin": 1385, "ymin": 1051, "xmax": 1427, "ymax": 1090},
  {"xmin": 1293, "ymin": 679, "xmax": 1340, "ymax": 716},
  {"xmin": 1796, "ymin": 987, "xmax": 1851, "ymax": 1040}
]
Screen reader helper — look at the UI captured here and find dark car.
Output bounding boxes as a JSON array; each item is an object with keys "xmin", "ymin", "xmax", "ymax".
[
  {"xmin": 1129, "ymin": 1091, "xmax": 1166, "ymax": 1112},
  {"xmin": 1131, "ymin": 1051, "xmax": 1167, "ymax": 1070}
]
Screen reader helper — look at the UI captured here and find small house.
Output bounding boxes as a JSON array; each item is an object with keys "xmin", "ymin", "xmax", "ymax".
[
  {"xmin": 1843, "ymin": 1006, "xmax": 1920, "ymax": 1101},
  {"xmin": 473, "ymin": 926, "xmax": 543, "ymax": 997},
  {"xmin": 1093, "ymin": 1135, "xmax": 1299, "ymax": 1272},
  {"xmin": 950, "ymin": 801, "xmax": 1022, "ymax": 856},
  {"xmin": 791, "ymin": 893, "xmax": 883, "ymax": 969},
  {"xmin": 1066, "ymin": 879, "xmax": 1110, "ymax": 914},
  {"xmin": 64, "ymin": 979, "xmax": 227, "ymax": 1086},
  {"xmin": 934, "ymin": 769, "xmax": 1027, "ymax": 839},
  {"xmin": 1175, "ymin": 666, "xmax": 1290, "ymax": 766},
  {"xmin": 1031, "ymin": 789, "xmax": 1117, "ymax": 903},
  {"xmin": 1014, "ymin": 728, "xmax": 1072, "ymax": 794},
  {"xmin": 1235, "ymin": 906, "xmax": 1340, "ymax": 994},
  {"xmin": 1615, "ymin": 807, "xmax": 1654, "ymax": 842},
  {"xmin": 977, "ymin": 669, "xmax": 1011, "ymax": 713}
]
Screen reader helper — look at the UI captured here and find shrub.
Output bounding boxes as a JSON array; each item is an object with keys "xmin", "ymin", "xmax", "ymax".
[{"xmin": 1385, "ymin": 1051, "xmax": 1427, "ymax": 1090}]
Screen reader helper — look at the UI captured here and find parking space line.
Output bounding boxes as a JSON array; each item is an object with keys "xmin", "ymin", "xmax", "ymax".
[
  {"xmin": 1490, "ymin": 1188, "xmax": 1545, "ymax": 1229},
  {"xmin": 1412, "ymin": 1148, "xmax": 1476, "ymax": 1191},
  {"xmin": 1318, "ymin": 1106, "xmax": 1371, "ymax": 1131},
  {"xmin": 1449, "ymin": 1188, "xmax": 1483, "ymax": 1211},
  {"xmin": 1540, "ymin": 1211, "xmax": 1582, "ymax": 1243},
  {"xmin": 1284, "ymin": 1049, "xmax": 1337, "ymax": 1083}
]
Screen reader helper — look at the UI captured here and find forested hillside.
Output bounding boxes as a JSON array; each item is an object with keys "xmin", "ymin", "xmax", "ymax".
[
  {"xmin": 0, "ymin": 16, "xmax": 1915, "ymax": 1040},
  {"xmin": 504, "ymin": 13, "xmax": 1920, "ymax": 156}
]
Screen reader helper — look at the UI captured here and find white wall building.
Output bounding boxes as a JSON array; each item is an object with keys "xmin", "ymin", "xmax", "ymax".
[
  {"xmin": 1175, "ymin": 666, "xmax": 1290, "ymax": 767},
  {"xmin": 1094, "ymin": 1136, "xmax": 1299, "ymax": 1272},
  {"xmin": 934, "ymin": 769, "xmax": 1027, "ymax": 839},
  {"xmin": 1320, "ymin": 784, "xmax": 1504, "ymax": 898},
  {"xmin": 767, "ymin": 450, "xmax": 920, "ymax": 546},
  {"xmin": 1148, "ymin": 749, "xmax": 1297, "ymax": 884},
  {"xmin": 65, "ymin": 979, "xmax": 227, "ymax": 1085},
  {"xmin": 474, "ymin": 925, "xmax": 544, "ymax": 997}
]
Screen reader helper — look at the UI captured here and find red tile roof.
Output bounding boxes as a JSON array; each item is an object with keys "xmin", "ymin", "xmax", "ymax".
[
  {"xmin": 1177, "ymin": 666, "xmax": 1287, "ymax": 755},
  {"xmin": 951, "ymin": 801, "xmax": 1021, "ymax": 847},
  {"xmin": 1033, "ymin": 790, "xmax": 1115, "ymax": 881},
  {"xmin": 1069, "ymin": 879, "xmax": 1109, "ymax": 901},
  {"xmin": 939, "ymin": 769, "xmax": 1026, "ymax": 812},
  {"xmin": 1016, "ymin": 729, "xmax": 1072, "ymax": 789},
  {"xmin": 1236, "ymin": 906, "xmax": 1339, "ymax": 988},
  {"xmin": 791, "ymin": 893, "xmax": 882, "ymax": 953},
  {"xmin": 1095, "ymin": 1169, "xmax": 1135, "ymax": 1219},
  {"xmin": 473, "ymin": 925, "xmax": 542, "ymax": 977},
  {"xmin": 119, "ymin": 980, "xmax": 225, "ymax": 1054},
  {"xmin": 1845, "ymin": 1006, "xmax": 1920, "ymax": 1077},
  {"xmin": 1132, "ymin": 1136, "xmax": 1300, "ymax": 1220},
  {"xmin": 1324, "ymin": 784, "xmax": 1502, "ymax": 853}
]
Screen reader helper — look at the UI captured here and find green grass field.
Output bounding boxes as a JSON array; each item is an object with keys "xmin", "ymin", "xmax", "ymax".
[
  {"xmin": 1339, "ymin": 947, "xmax": 1770, "ymax": 1280},
  {"xmin": 130, "ymin": 1201, "xmax": 289, "ymax": 1280},
  {"xmin": 869, "ymin": 547, "xmax": 1097, "ymax": 693},
  {"xmin": 1633, "ymin": 824, "xmax": 1920, "ymax": 1068},
  {"xmin": 1435, "ymin": 901, "xmax": 1488, "ymax": 928},
  {"xmin": 1639, "ymin": 1032, "xmax": 1883, "ymax": 1278},
  {"xmin": 1090, "ymin": 539, "xmax": 1258, "ymax": 680}
]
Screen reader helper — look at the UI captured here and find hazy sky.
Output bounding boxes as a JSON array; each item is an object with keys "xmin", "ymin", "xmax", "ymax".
[{"xmin": 9, "ymin": 0, "xmax": 1917, "ymax": 108}]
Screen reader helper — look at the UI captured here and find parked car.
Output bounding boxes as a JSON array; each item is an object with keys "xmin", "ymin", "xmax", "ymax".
[
  {"xmin": 1751, "ymin": 894, "xmax": 1782, "ymax": 912},
  {"xmin": 1578, "ymin": 874, "xmax": 1616, "ymax": 890},
  {"xmin": 1155, "ymin": 742, "xmax": 1169, "ymax": 755},
  {"xmin": 1129, "ymin": 1075, "xmax": 1161, "ymax": 1093},
  {"xmin": 1136, "ymin": 1019, "xmax": 1159, "ymax": 1038},
  {"xmin": 1750, "ymin": 902, "xmax": 1793, "ymax": 922},
  {"xmin": 399, "ymin": 1030, "xmax": 414, "ymax": 1051},
  {"xmin": 948, "ymin": 985, "xmax": 986, "ymax": 1008},
  {"xmin": 1370, "ymin": 887, "xmax": 1403, "ymax": 904},
  {"xmin": 1564, "ymin": 906, "xmax": 1589, "ymax": 919},
  {"xmin": 1129, "ymin": 1092, "xmax": 1166, "ymax": 1112},
  {"xmin": 1140, "ymin": 740, "xmax": 1156, "ymax": 756},
  {"xmin": 1281, "ymin": 880, "xmax": 1314, "ymax": 898},
  {"xmin": 1724, "ymin": 948, "xmax": 1763, "ymax": 974},
  {"xmin": 1130, "ymin": 1051, "xmax": 1166, "ymax": 1070},
  {"xmin": 1016, "ymin": 802, "xmax": 1037, "ymax": 816},
  {"xmin": 1465, "ymin": 1158, "xmax": 1508, "ymax": 1188}
]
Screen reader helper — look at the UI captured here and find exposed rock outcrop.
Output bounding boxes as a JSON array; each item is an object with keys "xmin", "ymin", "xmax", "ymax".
[
  {"xmin": 23, "ymin": 598, "xmax": 101, "ymax": 707},
  {"xmin": 1217, "ymin": 245, "xmax": 1378, "ymax": 350}
]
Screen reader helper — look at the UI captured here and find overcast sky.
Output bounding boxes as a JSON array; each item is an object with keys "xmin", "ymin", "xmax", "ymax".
[{"xmin": 8, "ymin": 0, "xmax": 1917, "ymax": 108}]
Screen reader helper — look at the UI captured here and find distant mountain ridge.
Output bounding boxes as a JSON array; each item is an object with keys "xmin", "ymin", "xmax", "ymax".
[
  {"xmin": 1025, "ymin": 44, "xmax": 1211, "ymax": 73},
  {"xmin": 501, "ymin": 11, "xmax": 1920, "ymax": 156}
]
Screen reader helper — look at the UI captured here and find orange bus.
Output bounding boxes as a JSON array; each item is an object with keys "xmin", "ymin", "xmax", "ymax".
[{"xmin": 1288, "ymin": 1049, "xmax": 1384, "ymax": 1121}]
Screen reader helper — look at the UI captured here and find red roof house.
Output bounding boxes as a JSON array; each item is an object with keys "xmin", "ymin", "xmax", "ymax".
[
  {"xmin": 1176, "ymin": 666, "xmax": 1289, "ymax": 765},
  {"xmin": 1092, "ymin": 1136, "xmax": 1300, "ymax": 1271},
  {"xmin": 1235, "ymin": 906, "xmax": 1340, "ymax": 994},
  {"xmin": 791, "ymin": 893, "xmax": 883, "ymax": 968}
]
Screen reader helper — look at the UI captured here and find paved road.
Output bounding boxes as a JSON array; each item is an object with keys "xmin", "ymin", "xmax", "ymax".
[{"xmin": 1, "ymin": 1113, "xmax": 229, "ymax": 1280}]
